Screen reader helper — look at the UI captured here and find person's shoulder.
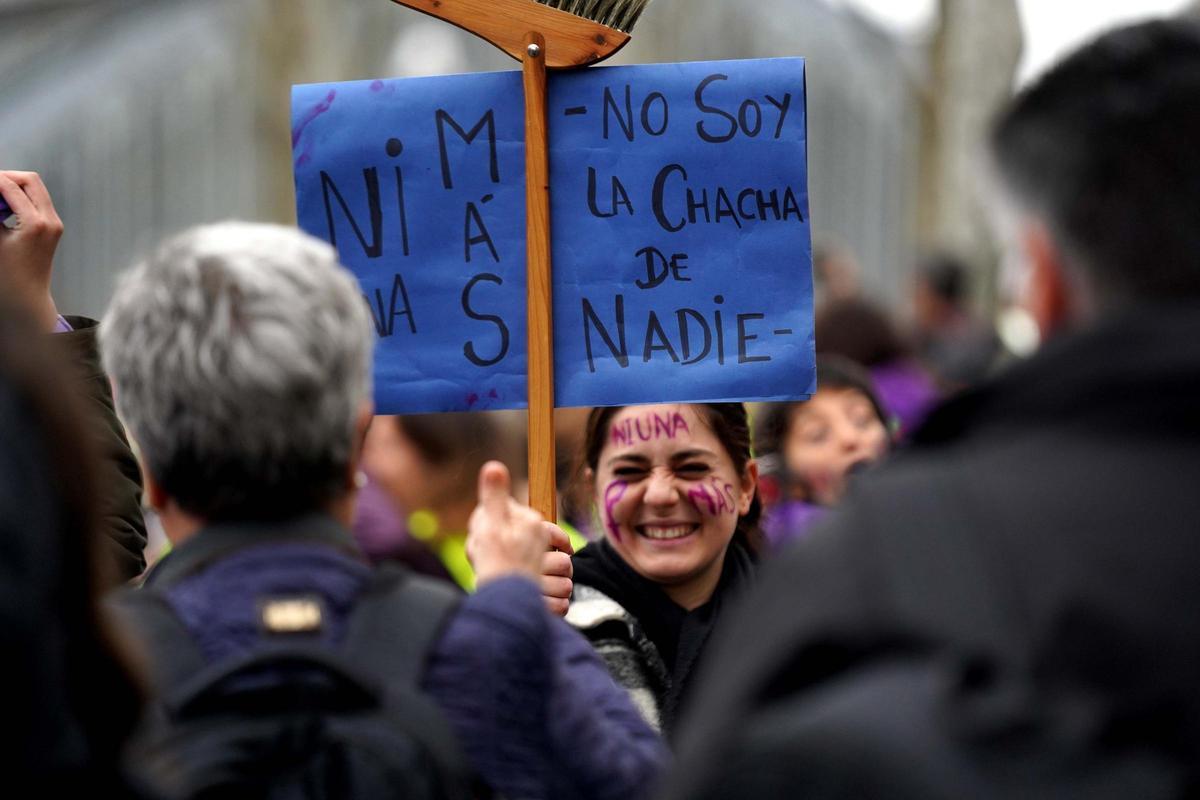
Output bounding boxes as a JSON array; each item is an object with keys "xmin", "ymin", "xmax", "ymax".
[
  {"xmin": 566, "ymin": 584, "xmax": 631, "ymax": 630},
  {"xmin": 565, "ymin": 584, "xmax": 660, "ymax": 661},
  {"xmin": 40, "ymin": 314, "xmax": 103, "ymax": 377},
  {"xmin": 827, "ymin": 425, "xmax": 992, "ymax": 539},
  {"xmin": 771, "ymin": 453, "xmax": 949, "ymax": 565},
  {"xmin": 757, "ymin": 448, "xmax": 989, "ymax": 631},
  {"xmin": 810, "ymin": 443, "xmax": 985, "ymax": 550}
]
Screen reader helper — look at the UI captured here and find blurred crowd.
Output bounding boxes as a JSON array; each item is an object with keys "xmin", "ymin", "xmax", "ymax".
[{"xmin": 3, "ymin": 17, "xmax": 1200, "ymax": 800}]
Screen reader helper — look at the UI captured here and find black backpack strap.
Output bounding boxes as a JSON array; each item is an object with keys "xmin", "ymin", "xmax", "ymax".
[
  {"xmin": 106, "ymin": 588, "xmax": 208, "ymax": 692},
  {"xmin": 341, "ymin": 566, "xmax": 482, "ymax": 795},
  {"xmin": 342, "ymin": 565, "xmax": 463, "ymax": 687}
]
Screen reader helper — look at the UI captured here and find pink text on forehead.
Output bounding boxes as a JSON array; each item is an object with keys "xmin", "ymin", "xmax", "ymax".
[
  {"xmin": 603, "ymin": 480, "xmax": 628, "ymax": 542},
  {"xmin": 610, "ymin": 411, "xmax": 691, "ymax": 447},
  {"xmin": 687, "ymin": 478, "xmax": 736, "ymax": 517}
]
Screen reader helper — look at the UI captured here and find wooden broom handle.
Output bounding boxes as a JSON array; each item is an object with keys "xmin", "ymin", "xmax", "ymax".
[{"xmin": 523, "ymin": 31, "xmax": 557, "ymax": 523}]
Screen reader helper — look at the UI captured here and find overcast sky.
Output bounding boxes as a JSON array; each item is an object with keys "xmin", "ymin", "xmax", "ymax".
[{"xmin": 836, "ymin": 0, "xmax": 1191, "ymax": 83}]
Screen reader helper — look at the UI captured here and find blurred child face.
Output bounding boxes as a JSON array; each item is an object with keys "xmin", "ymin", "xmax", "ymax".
[
  {"xmin": 593, "ymin": 404, "xmax": 755, "ymax": 609},
  {"xmin": 362, "ymin": 417, "xmax": 434, "ymax": 514},
  {"xmin": 783, "ymin": 388, "xmax": 889, "ymax": 506}
]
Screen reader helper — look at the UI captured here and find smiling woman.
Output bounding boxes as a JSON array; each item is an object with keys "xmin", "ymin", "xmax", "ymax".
[{"xmin": 565, "ymin": 403, "xmax": 761, "ymax": 734}]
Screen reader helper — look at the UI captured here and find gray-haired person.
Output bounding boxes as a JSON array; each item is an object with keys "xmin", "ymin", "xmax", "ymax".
[{"xmin": 102, "ymin": 222, "xmax": 665, "ymax": 800}]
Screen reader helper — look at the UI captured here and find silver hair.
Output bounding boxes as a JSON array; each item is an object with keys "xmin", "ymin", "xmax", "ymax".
[{"xmin": 100, "ymin": 222, "xmax": 373, "ymax": 519}]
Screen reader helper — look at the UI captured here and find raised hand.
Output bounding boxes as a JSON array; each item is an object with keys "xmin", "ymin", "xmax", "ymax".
[
  {"xmin": 540, "ymin": 522, "xmax": 574, "ymax": 616},
  {"xmin": 467, "ymin": 460, "xmax": 554, "ymax": 586},
  {"xmin": 0, "ymin": 171, "xmax": 64, "ymax": 331}
]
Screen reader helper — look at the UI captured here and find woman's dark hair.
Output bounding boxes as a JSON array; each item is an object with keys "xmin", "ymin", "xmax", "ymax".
[
  {"xmin": 582, "ymin": 403, "xmax": 763, "ymax": 553},
  {"xmin": 0, "ymin": 301, "xmax": 142, "ymax": 789},
  {"xmin": 815, "ymin": 298, "xmax": 911, "ymax": 367},
  {"xmin": 754, "ymin": 356, "xmax": 891, "ymax": 457}
]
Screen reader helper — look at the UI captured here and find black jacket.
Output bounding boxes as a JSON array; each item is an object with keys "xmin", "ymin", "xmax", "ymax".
[
  {"xmin": 56, "ymin": 316, "xmax": 147, "ymax": 581},
  {"xmin": 666, "ymin": 304, "xmax": 1200, "ymax": 798},
  {"xmin": 1, "ymin": 316, "xmax": 151, "ymax": 797}
]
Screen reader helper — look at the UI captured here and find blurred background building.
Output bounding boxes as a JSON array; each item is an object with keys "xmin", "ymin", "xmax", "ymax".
[{"xmin": 0, "ymin": 0, "xmax": 1194, "ymax": 320}]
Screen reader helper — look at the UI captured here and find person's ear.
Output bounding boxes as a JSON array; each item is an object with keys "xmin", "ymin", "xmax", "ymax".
[
  {"xmin": 1021, "ymin": 221, "xmax": 1072, "ymax": 339},
  {"xmin": 142, "ymin": 469, "xmax": 205, "ymax": 545},
  {"xmin": 143, "ymin": 469, "xmax": 168, "ymax": 512},
  {"xmin": 738, "ymin": 459, "xmax": 759, "ymax": 515},
  {"xmin": 346, "ymin": 400, "xmax": 375, "ymax": 489}
]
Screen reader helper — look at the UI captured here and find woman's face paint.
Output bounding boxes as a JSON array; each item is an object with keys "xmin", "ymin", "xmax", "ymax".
[
  {"xmin": 609, "ymin": 410, "xmax": 691, "ymax": 448},
  {"xmin": 592, "ymin": 404, "xmax": 755, "ymax": 608},
  {"xmin": 603, "ymin": 480, "xmax": 628, "ymax": 542},
  {"xmin": 685, "ymin": 478, "xmax": 737, "ymax": 517}
]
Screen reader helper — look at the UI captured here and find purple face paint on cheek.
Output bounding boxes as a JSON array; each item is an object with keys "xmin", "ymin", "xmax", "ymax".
[
  {"xmin": 688, "ymin": 479, "xmax": 737, "ymax": 517},
  {"xmin": 687, "ymin": 483, "xmax": 718, "ymax": 516},
  {"xmin": 715, "ymin": 482, "xmax": 734, "ymax": 513},
  {"xmin": 712, "ymin": 479, "xmax": 736, "ymax": 514},
  {"xmin": 603, "ymin": 480, "xmax": 628, "ymax": 542},
  {"xmin": 722, "ymin": 481, "xmax": 737, "ymax": 511}
]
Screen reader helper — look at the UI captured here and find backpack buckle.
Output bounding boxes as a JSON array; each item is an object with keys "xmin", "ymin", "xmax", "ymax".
[{"xmin": 258, "ymin": 595, "xmax": 326, "ymax": 635}]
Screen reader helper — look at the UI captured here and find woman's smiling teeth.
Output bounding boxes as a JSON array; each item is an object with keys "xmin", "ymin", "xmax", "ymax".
[{"xmin": 637, "ymin": 523, "xmax": 699, "ymax": 540}]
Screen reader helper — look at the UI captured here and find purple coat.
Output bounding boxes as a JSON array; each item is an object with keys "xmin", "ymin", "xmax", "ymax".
[
  {"xmin": 762, "ymin": 500, "xmax": 829, "ymax": 552},
  {"xmin": 869, "ymin": 359, "xmax": 940, "ymax": 438},
  {"xmin": 128, "ymin": 515, "xmax": 667, "ymax": 800}
]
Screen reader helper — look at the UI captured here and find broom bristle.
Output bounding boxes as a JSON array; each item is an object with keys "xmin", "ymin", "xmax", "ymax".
[{"xmin": 533, "ymin": 0, "xmax": 653, "ymax": 34}]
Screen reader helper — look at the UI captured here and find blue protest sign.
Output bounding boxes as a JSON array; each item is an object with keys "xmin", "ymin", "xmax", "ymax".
[
  {"xmin": 292, "ymin": 58, "xmax": 814, "ymax": 414},
  {"xmin": 548, "ymin": 60, "xmax": 814, "ymax": 407},
  {"xmin": 293, "ymin": 72, "xmax": 528, "ymax": 414}
]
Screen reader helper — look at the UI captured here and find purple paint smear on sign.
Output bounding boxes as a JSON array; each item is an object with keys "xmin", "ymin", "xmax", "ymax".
[{"xmin": 291, "ymin": 89, "xmax": 337, "ymax": 148}]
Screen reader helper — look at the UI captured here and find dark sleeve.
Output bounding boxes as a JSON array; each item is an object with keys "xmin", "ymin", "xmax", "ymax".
[
  {"xmin": 55, "ymin": 316, "xmax": 147, "ymax": 583},
  {"xmin": 422, "ymin": 576, "xmax": 668, "ymax": 800},
  {"xmin": 663, "ymin": 506, "xmax": 887, "ymax": 800},
  {"xmin": 663, "ymin": 459, "xmax": 1033, "ymax": 800}
]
